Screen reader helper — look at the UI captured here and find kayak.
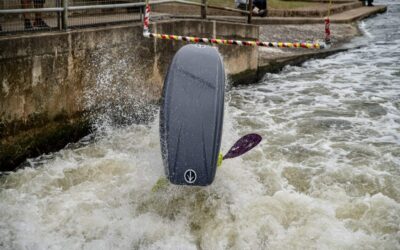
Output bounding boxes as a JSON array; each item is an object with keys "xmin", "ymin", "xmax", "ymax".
[{"xmin": 159, "ymin": 45, "xmax": 225, "ymax": 186}]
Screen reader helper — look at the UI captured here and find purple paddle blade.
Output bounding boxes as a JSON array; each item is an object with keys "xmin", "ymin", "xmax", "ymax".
[{"xmin": 223, "ymin": 133, "xmax": 262, "ymax": 160}]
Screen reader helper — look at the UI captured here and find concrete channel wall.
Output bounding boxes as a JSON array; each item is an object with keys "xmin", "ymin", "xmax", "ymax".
[{"xmin": 0, "ymin": 20, "xmax": 259, "ymax": 170}]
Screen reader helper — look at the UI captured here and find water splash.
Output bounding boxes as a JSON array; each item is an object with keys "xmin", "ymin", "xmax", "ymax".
[
  {"xmin": 1, "ymin": 1, "xmax": 400, "ymax": 249},
  {"xmin": 83, "ymin": 47, "xmax": 158, "ymax": 132}
]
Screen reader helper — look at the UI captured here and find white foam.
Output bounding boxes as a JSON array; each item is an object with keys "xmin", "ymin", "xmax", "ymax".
[{"xmin": 1, "ymin": 1, "xmax": 400, "ymax": 248}]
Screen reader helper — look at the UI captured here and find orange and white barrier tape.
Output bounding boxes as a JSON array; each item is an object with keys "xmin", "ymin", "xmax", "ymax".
[
  {"xmin": 144, "ymin": 32, "xmax": 324, "ymax": 49},
  {"xmin": 143, "ymin": 2, "xmax": 326, "ymax": 49}
]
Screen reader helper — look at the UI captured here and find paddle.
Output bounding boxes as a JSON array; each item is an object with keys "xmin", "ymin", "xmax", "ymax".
[
  {"xmin": 217, "ymin": 133, "xmax": 262, "ymax": 166},
  {"xmin": 223, "ymin": 133, "xmax": 262, "ymax": 160}
]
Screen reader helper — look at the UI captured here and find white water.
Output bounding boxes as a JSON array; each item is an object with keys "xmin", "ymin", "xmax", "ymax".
[{"xmin": 1, "ymin": 1, "xmax": 400, "ymax": 249}]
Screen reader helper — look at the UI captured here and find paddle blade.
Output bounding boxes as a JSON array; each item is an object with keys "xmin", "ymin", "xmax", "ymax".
[{"xmin": 223, "ymin": 133, "xmax": 262, "ymax": 160}]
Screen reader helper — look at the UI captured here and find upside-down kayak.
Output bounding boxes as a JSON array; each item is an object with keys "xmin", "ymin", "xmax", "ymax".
[{"xmin": 159, "ymin": 44, "xmax": 225, "ymax": 186}]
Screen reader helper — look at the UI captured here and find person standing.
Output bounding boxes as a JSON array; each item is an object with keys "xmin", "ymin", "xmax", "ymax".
[
  {"xmin": 21, "ymin": 0, "xmax": 49, "ymax": 29},
  {"xmin": 253, "ymin": 0, "xmax": 267, "ymax": 16},
  {"xmin": 361, "ymin": 0, "xmax": 374, "ymax": 6},
  {"xmin": 235, "ymin": 0, "xmax": 267, "ymax": 17}
]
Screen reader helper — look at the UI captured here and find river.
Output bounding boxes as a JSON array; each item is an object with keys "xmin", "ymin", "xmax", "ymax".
[{"xmin": 1, "ymin": 1, "xmax": 399, "ymax": 249}]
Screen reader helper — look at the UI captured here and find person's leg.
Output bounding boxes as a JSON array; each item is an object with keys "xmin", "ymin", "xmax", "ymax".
[
  {"xmin": 0, "ymin": 11, "xmax": 3, "ymax": 32},
  {"xmin": 253, "ymin": 0, "xmax": 266, "ymax": 10},
  {"xmin": 367, "ymin": 0, "xmax": 374, "ymax": 6},
  {"xmin": 33, "ymin": 0, "xmax": 49, "ymax": 27},
  {"xmin": 259, "ymin": 0, "xmax": 267, "ymax": 17},
  {"xmin": 21, "ymin": 0, "xmax": 33, "ymax": 29},
  {"xmin": 253, "ymin": 0, "xmax": 267, "ymax": 16}
]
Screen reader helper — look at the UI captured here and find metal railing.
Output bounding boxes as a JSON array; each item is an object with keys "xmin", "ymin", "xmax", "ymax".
[{"xmin": 0, "ymin": 0, "xmax": 251, "ymax": 34}]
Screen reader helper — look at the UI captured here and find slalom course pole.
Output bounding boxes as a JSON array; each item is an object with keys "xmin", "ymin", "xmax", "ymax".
[
  {"xmin": 324, "ymin": 17, "xmax": 331, "ymax": 44},
  {"xmin": 325, "ymin": 0, "xmax": 332, "ymax": 44},
  {"xmin": 143, "ymin": 2, "xmax": 150, "ymax": 34},
  {"xmin": 143, "ymin": 1, "xmax": 327, "ymax": 49}
]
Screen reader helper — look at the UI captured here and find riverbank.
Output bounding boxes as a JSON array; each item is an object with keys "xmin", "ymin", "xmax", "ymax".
[{"xmin": 256, "ymin": 23, "xmax": 360, "ymax": 78}]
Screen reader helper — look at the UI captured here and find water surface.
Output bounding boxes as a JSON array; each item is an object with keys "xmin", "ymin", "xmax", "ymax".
[{"xmin": 1, "ymin": 1, "xmax": 399, "ymax": 249}]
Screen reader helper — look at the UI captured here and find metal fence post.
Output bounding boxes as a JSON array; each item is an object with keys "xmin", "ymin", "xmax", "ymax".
[
  {"xmin": 62, "ymin": 0, "xmax": 68, "ymax": 30},
  {"xmin": 201, "ymin": 0, "xmax": 207, "ymax": 19},
  {"xmin": 140, "ymin": 5, "xmax": 143, "ymax": 22},
  {"xmin": 247, "ymin": 0, "xmax": 252, "ymax": 24},
  {"xmin": 57, "ymin": 0, "xmax": 61, "ymax": 30}
]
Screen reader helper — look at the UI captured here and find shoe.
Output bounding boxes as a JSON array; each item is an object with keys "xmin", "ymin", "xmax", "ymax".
[
  {"xmin": 34, "ymin": 18, "xmax": 50, "ymax": 28},
  {"xmin": 259, "ymin": 9, "xmax": 267, "ymax": 17},
  {"xmin": 368, "ymin": 3, "xmax": 374, "ymax": 6},
  {"xmin": 252, "ymin": 6, "xmax": 260, "ymax": 15},
  {"xmin": 24, "ymin": 19, "xmax": 33, "ymax": 30}
]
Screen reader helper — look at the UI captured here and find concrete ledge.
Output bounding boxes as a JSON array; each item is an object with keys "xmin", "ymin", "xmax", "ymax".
[
  {"xmin": 200, "ymin": 5, "xmax": 386, "ymax": 24},
  {"xmin": 329, "ymin": 5, "xmax": 387, "ymax": 23},
  {"xmin": 268, "ymin": 1, "xmax": 362, "ymax": 17},
  {"xmin": 258, "ymin": 47, "xmax": 348, "ymax": 75}
]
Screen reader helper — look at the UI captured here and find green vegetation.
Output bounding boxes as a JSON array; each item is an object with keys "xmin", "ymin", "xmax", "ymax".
[
  {"xmin": 268, "ymin": 0, "xmax": 314, "ymax": 9},
  {"xmin": 189, "ymin": 0, "xmax": 235, "ymax": 8},
  {"xmin": 189, "ymin": 0, "xmax": 315, "ymax": 9}
]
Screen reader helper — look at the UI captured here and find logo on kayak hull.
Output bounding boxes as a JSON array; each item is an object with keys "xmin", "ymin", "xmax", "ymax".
[{"xmin": 184, "ymin": 169, "xmax": 197, "ymax": 184}]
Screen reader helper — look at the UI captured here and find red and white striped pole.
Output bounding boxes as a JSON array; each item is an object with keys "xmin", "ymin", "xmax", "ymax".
[
  {"xmin": 325, "ymin": 17, "xmax": 331, "ymax": 44},
  {"xmin": 143, "ymin": 1, "xmax": 151, "ymax": 36}
]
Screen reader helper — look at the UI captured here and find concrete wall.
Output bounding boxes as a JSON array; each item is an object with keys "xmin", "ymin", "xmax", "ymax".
[{"xmin": 0, "ymin": 20, "xmax": 259, "ymax": 170}]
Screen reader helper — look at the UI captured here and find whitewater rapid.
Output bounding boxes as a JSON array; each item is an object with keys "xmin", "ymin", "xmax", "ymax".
[{"xmin": 1, "ymin": 0, "xmax": 400, "ymax": 249}]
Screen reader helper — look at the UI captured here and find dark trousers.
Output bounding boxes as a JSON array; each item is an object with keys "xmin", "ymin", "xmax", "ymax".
[
  {"xmin": 237, "ymin": 0, "xmax": 267, "ymax": 10},
  {"xmin": 362, "ymin": 0, "xmax": 373, "ymax": 6},
  {"xmin": 253, "ymin": 0, "xmax": 266, "ymax": 10}
]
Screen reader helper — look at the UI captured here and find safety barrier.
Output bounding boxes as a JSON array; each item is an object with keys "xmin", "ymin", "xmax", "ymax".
[{"xmin": 0, "ymin": 0, "xmax": 251, "ymax": 34}]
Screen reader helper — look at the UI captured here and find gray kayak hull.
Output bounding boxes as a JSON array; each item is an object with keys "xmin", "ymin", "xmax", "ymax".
[{"xmin": 160, "ymin": 45, "xmax": 225, "ymax": 186}]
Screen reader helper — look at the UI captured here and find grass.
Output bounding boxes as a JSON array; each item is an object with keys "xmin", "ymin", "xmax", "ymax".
[
  {"xmin": 268, "ymin": 0, "xmax": 314, "ymax": 9},
  {"xmin": 188, "ymin": 0, "xmax": 315, "ymax": 9},
  {"xmin": 189, "ymin": 0, "xmax": 235, "ymax": 8}
]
